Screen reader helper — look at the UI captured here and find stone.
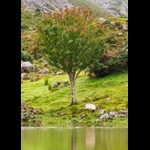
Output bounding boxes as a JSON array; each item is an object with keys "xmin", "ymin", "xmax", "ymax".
[
  {"xmin": 123, "ymin": 24, "xmax": 128, "ymax": 31},
  {"xmin": 111, "ymin": 21, "xmax": 115, "ymax": 25},
  {"xmin": 99, "ymin": 18, "xmax": 108, "ymax": 24},
  {"xmin": 106, "ymin": 97, "xmax": 111, "ymax": 100},
  {"xmin": 109, "ymin": 112, "xmax": 116, "ymax": 117},
  {"xmin": 118, "ymin": 32, "xmax": 123, "ymax": 35},
  {"xmin": 56, "ymin": 71, "xmax": 63, "ymax": 75},
  {"xmin": 53, "ymin": 81, "xmax": 61, "ymax": 88},
  {"xmin": 38, "ymin": 68, "xmax": 49, "ymax": 74},
  {"xmin": 21, "ymin": 73, "xmax": 27, "ymax": 79},
  {"xmin": 21, "ymin": 61, "xmax": 35, "ymax": 73},
  {"xmin": 100, "ymin": 109, "xmax": 105, "ymax": 115},
  {"xmin": 100, "ymin": 113, "xmax": 109, "ymax": 120}
]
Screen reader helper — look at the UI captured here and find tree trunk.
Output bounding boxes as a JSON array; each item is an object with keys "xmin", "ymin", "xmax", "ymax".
[
  {"xmin": 71, "ymin": 129, "xmax": 76, "ymax": 150},
  {"xmin": 69, "ymin": 73, "xmax": 77, "ymax": 105}
]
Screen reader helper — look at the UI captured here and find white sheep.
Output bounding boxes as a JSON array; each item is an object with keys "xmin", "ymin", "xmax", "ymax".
[{"xmin": 85, "ymin": 103, "xmax": 96, "ymax": 112}]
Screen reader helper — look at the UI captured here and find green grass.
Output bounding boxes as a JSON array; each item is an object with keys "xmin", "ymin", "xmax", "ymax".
[{"xmin": 21, "ymin": 70, "xmax": 128, "ymax": 127}]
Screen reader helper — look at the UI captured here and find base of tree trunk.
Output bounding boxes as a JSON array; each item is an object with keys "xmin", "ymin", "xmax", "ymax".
[{"xmin": 70, "ymin": 101, "xmax": 78, "ymax": 106}]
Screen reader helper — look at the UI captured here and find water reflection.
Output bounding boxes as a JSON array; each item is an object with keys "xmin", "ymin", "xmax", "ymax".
[
  {"xmin": 86, "ymin": 128, "xmax": 95, "ymax": 150},
  {"xmin": 21, "ymin": 127, "xmax": 128, "ymax": 150},
  {"xmin": 71, "ymin": 129, "xmax": 76, "ymax": 150}
]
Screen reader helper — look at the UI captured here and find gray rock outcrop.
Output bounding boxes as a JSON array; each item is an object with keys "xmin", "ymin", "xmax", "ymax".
[
  {"xmin": 21, "ymin": 61, "xmax": 35, "ymax": 73},
  {"xmin": 98, "ymin": 109, "xmax": 128, "ymax": 122},
  {"xmin": 21, "ymin": 0, "xmax": 72, "ymax": 13},
  {"xmin": 90, "ymin": 0, "xmax": 128, "ymax": 17}
]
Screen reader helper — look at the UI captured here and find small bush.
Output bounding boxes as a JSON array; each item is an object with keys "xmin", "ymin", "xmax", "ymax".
[
  {"xmin": 88, "ymin": 47, "xmax": 128, "ymax": 77},
  {"xmin": 64, "ymin": 81, "xmax": 69, "ymax": 85},
  {"xmin": 21, "ymin": 25, "xmax": 29, "ymax": 30},
  {"xmin": 48, "ymin": 83, "xmax": 52, "ymax": 91},
  {"xmin": 44, "ymin": 77, "xmax": 49, "ymax": 85},
  {"xmin": 21, "ymin": 51, "xmax": 33, "ymax": 63}
]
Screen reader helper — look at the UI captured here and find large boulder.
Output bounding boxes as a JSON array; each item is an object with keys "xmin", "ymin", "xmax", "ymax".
[{"xmin": 21, "ymin": 61, "xmax": 35, "ymax": 73}]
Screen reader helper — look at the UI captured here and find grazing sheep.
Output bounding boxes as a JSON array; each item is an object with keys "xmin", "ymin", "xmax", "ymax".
[{"xmin": 85, "ymin": 103, "xmax": 96, "ymax": 112}]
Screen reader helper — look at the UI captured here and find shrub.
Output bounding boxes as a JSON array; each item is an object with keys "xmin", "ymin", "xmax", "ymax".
[
  {"xmin": 88, "ymin": 47, "xmax": 128, "ymax": 77},
  {"xmin": 48, "ymin": 83, "xmax": 52, "ymax": 91},
  {"xmin": 44, "ymin": 77, "xmax": 49, "ymax": 85},
  {"xmin": 21, "ymin": 25, "xmax": 29, "ymax": 30},
  {"xmin": 21, "ymin": 51, "xmax": 33, "ymax": 63}
]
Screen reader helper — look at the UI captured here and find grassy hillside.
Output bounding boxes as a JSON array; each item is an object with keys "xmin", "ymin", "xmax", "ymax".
[
  {"xmin": 21, "ymin": 70, "xmax": 128, "ymax": 127},
  {"xmin": 68, "ymin": 0, "xmax": 111, "ymax": 17},
  {"xmin": 21, "ymin": 5, "xmax": 128, "ymax": 127}
]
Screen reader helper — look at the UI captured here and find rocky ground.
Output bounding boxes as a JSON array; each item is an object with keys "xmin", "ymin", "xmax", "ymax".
[
  {"xmin": 21, "ymin": 0, "xmax": 128, "ymax": 17},
  {"xmin": 91, "ymin": 0, "xmax": 128, "ymax": 17}
]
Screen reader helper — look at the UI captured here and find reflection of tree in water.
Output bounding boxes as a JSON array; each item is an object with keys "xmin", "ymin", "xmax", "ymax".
[
  {"xmin": 71, "ymin": 129, "xmax": 76, "ymax": 150},
  {"xmin": 86, "ymin": 128, "xmax": 95, "ymax": 150}
]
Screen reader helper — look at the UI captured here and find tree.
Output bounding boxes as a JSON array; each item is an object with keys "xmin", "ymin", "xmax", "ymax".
[{"xmin": 37, "ymin": 6, "xmax": 106, "ymax": 105}]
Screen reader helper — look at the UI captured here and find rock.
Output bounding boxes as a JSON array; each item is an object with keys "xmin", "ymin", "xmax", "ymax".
[
  {"xmin": 109, "ymin": 112, "xmax": 116, "ymax": 117},
  {"xmin": 38, "ymin": 68, "xmax": 49, "ymax": 74},
  {"xmin": 99, "ymin": 18, "xmax": 108, "ymax": 24},
  {"xmin": 119, "ymin": 8, "xmax": 128, "ymax": 17},
  {"xmin": 43, "ymin": 62, "xmax": 48, "ymax": 67},
  {"xmin": 21, "ymin": 0, "xmax": 73, "ymax": 13},
  {"xmin": 100, "ymin": 113, "xmax": 109, "ymax": 121},
  {"xmin": 90, "ymin": 0, "xmax": 128, "ymax": 17},
  {"xmin": 111, "ymin": 21, "xmax": 115, "ymax": 25},
  {"xmin": 95, "ymin": 119, "xmax": 100, "ymax": 122},
  {"xmin": 53, "ymin": 81, "xmax": 61, "ymax": 88},
  {"xmin": 118, "ymin": 32, "xmax": 123, "ymax": 35},
  {"xmin": 51, "ymin": 72, "xmax": 56, "ymax": 76},
  {"xmin": 81, "ymin": 114, "xmax": 85, "ymax": 118},
  {"xmin": 118, "ymin": 110, "xmax": 128, "ymax": 116},
  {"xmin": 21, "ymin": 102, "xmax": 43, "ymax": 122},
  {"xmin": 36, "ymin": 68, "xmax": 41, "ymax": 72},
  {"xmin": 100, "ymin": 109, "xmax": 105, "ymax": 115},
  {"xmin": 122, "ymin": 24, "xmax": 128, "ymax": 31},
  {"xmin": 21, "ymin": 61, "xmax": 35, "ymax": 73},
  {"xmin": 106, "ymin": 97, "xmax": 111, "ymax": 100},
  {"xmin": 21, "ymin": 73, "xmax": 28, "ymax": 79},
  {"xmin": 56, "ymin": 71, "xmax": 63, "ymax": 75},
  {"xmin": 118, "ymin": 114, "xmax": 126, "ymax": 117},
  {"xmin": 29, "ymin": 76, "xmax": 34, "ymax": 82}
]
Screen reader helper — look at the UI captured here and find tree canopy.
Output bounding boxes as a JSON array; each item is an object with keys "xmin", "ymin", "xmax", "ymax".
[{"xmin": 37, "ymin": 6, "xmax": 106, "ymax": 105}]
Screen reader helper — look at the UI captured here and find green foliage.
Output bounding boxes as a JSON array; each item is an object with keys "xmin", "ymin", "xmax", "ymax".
[
  {"xmin": 64, "ymin": 81, "xmax": 69, "ymax": 85},
  {"xmin": 86, "ymin": 16, "xmax": 128, "ymax": 78},
  {"xmin": 21, "ymin": 51, "xmax": 33, "ymax": 63},
  {"xmin": 21, "ymin": 9, "xmax": 42, "ymax": 59},
  {"xmin": 48, "ymin": 82, "xmax": 52, "ymax": 91},
  {"xmin": 106, "ymin": 36, "xmax": 117, "ymax": 44},
  {"xmin": 37, "ymin": 6, "xmax": 106, "ymax": 79},
  {"xmin": 44, "ymin": 77, "xmax": 49, "ymax": 85},
  {"xmin": 21, "ymin": 25, "xmax": 29, "ymax": 30},
  {"xmin": 37, "ymin": 6, "xmax": 107, "ymax": 104},
  {"xmin": 88, "ymin": 47, "xmax": 128, "ymax": 77}
]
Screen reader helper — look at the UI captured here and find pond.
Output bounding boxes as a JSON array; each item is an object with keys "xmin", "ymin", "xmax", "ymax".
[{"xmin": 21, "ymin": 127, "xmax": 128, "ymax": 150}]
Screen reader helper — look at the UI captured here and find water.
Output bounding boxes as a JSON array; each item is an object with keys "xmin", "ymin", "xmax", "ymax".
[{"xmin": 21, "ymin": 127, "xmax": 128, "ymax": 150}]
